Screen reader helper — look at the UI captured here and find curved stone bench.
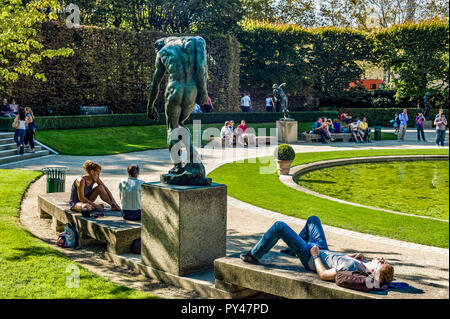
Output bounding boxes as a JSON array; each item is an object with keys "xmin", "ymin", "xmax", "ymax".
[{"xmin": 38, "ymin": 192, "xmax": 141, "ymax": 254}]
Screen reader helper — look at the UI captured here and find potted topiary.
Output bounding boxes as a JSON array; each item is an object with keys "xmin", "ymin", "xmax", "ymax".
[{"xmin": 274, "ymin": 144, "xmax": 295, "ymax": 175}]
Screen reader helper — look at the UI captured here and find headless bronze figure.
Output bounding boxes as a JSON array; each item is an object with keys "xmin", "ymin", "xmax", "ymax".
[{"xmin": 147, "ymin": 36, "xmax": 211, "ymax": 186}]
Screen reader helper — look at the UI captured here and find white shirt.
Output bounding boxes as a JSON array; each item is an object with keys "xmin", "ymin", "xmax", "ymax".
[
  {"xmin": 119, "ymin": 177, "xmax": 145, "ymax": 211},
  {"xmin": 241, "ymin": 96, "xmax": 251, "ymax": 107},
  {"xmin": 266, "ymin": 98, "xmax": 273, "ymax": 107},
  {"xmin": 193, "ymin": 104, "xmax": 202, "ymax": 113},
  {"xmin": 221, "ymin": 126, "xmax": 235, "ymax": 139}
]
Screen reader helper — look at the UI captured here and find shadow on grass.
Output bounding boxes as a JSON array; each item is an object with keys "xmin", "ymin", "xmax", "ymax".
[{"xmin": 5, "ymin": 246, "xmax": 64, "ymax": 261}]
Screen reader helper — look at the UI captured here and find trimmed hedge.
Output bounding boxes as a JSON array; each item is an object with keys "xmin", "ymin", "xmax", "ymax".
[
  {"xmin": 237, "ymin": 20, "xmax": 449, "ymax": 110},
  {"xmin": 0, "ymin": 22, "xmax": 240, "ymax": 115},
  {"xmin": 0, "ymin": 111, "xmax": 337, "ymax": 132},
  {"xmin": 341, "ymin": 108, "xmax": 449, "ymax": 128}
]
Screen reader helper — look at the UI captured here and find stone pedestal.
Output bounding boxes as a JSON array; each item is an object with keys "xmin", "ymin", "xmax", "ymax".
[
  {"xmin": 141, "ymin": 182, "xmax": 227, "ymax": 276},
  {"xmin": 423, "ymin": 120, "xmax": 433, "ymax": 129},
  {"xmin": 277, "ymin": 119, "xmax": 298, "ymax": 143}
]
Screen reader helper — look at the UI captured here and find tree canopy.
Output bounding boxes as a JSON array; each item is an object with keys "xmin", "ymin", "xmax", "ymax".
[{"xmin": 0, "ymin": 0, "xmax": 73, "ymax": 84}]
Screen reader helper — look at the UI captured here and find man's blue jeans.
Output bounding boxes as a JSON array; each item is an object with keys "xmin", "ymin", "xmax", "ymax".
[
  {"xmin": 436, "ymin": 129, "xmax": 446, "ymax": 146},
  {"xmin": 250, "ymin": 216, "xmax": 329, "ymax": 270}
]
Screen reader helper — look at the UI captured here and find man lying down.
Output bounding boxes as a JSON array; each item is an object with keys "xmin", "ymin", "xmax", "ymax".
[{"xmin": 240, "ymin": 216, "xmax": 394, "ymax": 292}]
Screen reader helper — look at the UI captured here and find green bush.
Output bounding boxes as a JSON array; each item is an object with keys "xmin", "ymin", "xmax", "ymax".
[
  {"xmin": 0, "ymin": 111, "xmax": 337, "ymax": 131},
  {"xmin": 274, "ymin": 144, "xmax": 296, "ymax": 161},
  {"xmin": 0, "ymin": 22, "xmax": 241, "ymax": 115}
]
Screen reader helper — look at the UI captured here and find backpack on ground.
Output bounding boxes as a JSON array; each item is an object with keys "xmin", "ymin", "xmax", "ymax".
[
  {"xmin": 131, "ymin": 238, "xmax": 141, "ymax": 254},
  {"xmin": 56, "ymin": 223, "xmax": 79, "ymax": 249}
]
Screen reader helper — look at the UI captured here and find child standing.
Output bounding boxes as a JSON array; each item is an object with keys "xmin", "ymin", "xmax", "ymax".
[
  {"xmin": 415, "ymin": 111, "xmax": 426, "ymax": 142},
  {"xmin": 119, "ymin": 164, "xmax": 145, "ymax": 221}
]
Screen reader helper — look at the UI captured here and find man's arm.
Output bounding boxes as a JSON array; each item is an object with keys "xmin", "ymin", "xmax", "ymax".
[
  {"xmin": 310, "ymin": 246, "xmax": 337, "ymax": 281},
  {"xmin": 147, "ymin": 54, "xmax": 165, "ymax": 120}
]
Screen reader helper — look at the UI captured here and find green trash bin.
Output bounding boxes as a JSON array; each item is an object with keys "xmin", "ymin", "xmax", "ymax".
[
  {"xmin": 42, "ymin": 167, "xmax": 69, "ymax": 193},
  {"xmin": 374, "ymin": 126, "xmax": 382, "ymax": 141}
]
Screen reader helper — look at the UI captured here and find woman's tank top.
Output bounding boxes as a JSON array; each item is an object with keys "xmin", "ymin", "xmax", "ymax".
[
  {"xmin": 18, "ymin": 120, "xmax": 26, "ymax": 130},
  {"xmin": 69, "ymin": 176, "xmax": 95, "ymax": 207}
]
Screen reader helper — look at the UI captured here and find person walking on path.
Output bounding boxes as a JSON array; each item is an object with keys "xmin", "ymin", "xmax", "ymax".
[
  {"xmin": 241, "ymin": 93, "xmax": 251, "ymax": 112},
  {"xmin": 203, "ymin": 96, "xmax": 213, "ymax": 113},
  {"xmin": 415, "ymin": 111, "xmax": 427, "ymax": 142},
  {"xmin": 265, "ymin": 95, "xmax": 274, "ymax": 112},
  {"xmin": 434, "ymin": 109, "xmax": 447, "ymax": 147},
  {"xmin": 24, "ymin": 107, "xmax": 36, "ymax": 153},
  {"xmin": 397, "ymin": 109, "xmax": 408, "ymax": 142},
  {"xmin": 240, "ymin": 216, "xmax": 394, "ymax": 286},
  {"xmin": 12, "ymin": 108, "xmax": 28, "ymax": 155}
]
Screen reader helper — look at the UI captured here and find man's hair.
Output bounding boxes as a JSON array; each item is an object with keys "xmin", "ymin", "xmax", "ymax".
[
  {"xmin": 83, "ymin": 160, "xmax": 101, "ymax": 173},
  {"xmin": 379, "ymin": 264, "xmax": 394, "ymax": 285},
  {"xmin": 127, "ymin": 164, "xmax": 140, "ymax": 178}
]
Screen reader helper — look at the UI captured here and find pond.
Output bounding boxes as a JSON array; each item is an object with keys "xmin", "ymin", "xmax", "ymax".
[{"xmin": 295, "ymin": 161, "xmax": 449, "ymax": 220}]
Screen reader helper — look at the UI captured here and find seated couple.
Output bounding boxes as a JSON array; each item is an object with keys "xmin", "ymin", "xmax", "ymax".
[
  {"xmin": 349, "ymin": 118, "xmax": 371, "ymax": 143},
  {"xmin": 240, "ymin": 216, "xmax": 394, "ymax": 289},
  {"xmin": 311, "ymin": 117, "xmax": 334, "ymax": 144},
  {"xmin": 220, "ymin": 120, "xmax": 256, "ymax": 147},
  {"xmin": 69, "ymin": 160, "xmax": 144, "ymax": 221}
]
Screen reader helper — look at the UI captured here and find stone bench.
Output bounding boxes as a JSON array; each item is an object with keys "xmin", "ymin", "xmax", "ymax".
[
  {"xmin": 38, "ymin": 192, "xmax": 140, "ymax": 255},
  {"xmin": 80, "ymin": 105, "xmax": 113, "ymax": 115},
  {"xmin": 214, "ymin": 252, "xmax": 379, "ymax": 299},
  {"xmin": 300, "ymin": 132, "xmax": 353, "ymax": 143}
]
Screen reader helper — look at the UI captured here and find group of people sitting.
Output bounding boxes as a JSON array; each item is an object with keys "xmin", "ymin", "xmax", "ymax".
[
  {"xmin": 1, "ymin": 98, "xmax": 19, "ymax": 117},
  {"xmin": 69, "ymin": 160, "xmax": 145, "ymax": 221},
  {"xmin": 310, "ymin": 112, "xmax": 372, "ymax": 144},
  {"xmin": 220, "ymin": 120, "xmax": 256, "ymax": 147}
]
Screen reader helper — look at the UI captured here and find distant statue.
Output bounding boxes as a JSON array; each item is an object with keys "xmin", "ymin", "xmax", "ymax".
[
  {"xmin": 147, "ymin": 36, "xmax": 211, "ymax": 186},
  {"xmin": 424, "ymin": 92, "xmax": 433, "ymax": 120},
  {"xmin": 273, "ymin": 83, "xmax": 289, "ymax": 120}
]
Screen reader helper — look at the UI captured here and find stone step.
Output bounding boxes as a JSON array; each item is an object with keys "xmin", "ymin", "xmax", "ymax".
[
  {"xmin": 0, "ymin": 143, "xmax": 43, "ymax": 151},
  {"xmin": 0, "ymin": 138, "xmax": 13, "ymax": 145},
  {"xmin": 0, "ymin": 132, "xmax": 14, "ymax": 139},
  {"xmin": 0, "ymin": 146, "xmax": 43, "ymax": 158},
  {"xmin": 0, "ymin": 150, "xmax": 50, "ymax": 165}
]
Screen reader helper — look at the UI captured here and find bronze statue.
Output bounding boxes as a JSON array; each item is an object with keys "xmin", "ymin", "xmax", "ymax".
[
  {"xmin": 273, "ymin": 83, "xmax": 289, "ymax": 119},
  {"xmin": 424, "ymin": 92, "xmax": 433, "ymax": 120},
  {"xmin": 147, "ymin": 36, "xmax": 211, "ymax": 186}
]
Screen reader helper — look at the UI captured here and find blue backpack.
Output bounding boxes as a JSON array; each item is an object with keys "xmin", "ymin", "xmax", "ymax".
[{"xmin": 56, "ymin": 223, "xmax": 79, "ymax": 248}]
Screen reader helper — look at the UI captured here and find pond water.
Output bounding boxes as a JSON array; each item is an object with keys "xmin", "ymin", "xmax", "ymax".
[{"xmin": 295, "ymin": 161, "xmax": 449, "ymax": 220}]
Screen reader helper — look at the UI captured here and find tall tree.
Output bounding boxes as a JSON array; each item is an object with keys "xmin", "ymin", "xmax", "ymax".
[
  {"xmin": 0, "ymin": 0, "xmax": 73, "ymax": 84},
  {"xmin": 73, "ymin": 0, "xmax": 244, "ymax": 34},
  {"xmin": 276, "ymin": 0, "xmax": 317, "ymax": 27}
]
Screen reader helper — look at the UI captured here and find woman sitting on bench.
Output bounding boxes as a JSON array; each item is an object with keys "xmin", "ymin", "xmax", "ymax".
[{"xmin": 69, "ymin": 160, "xmax": 121, "ymax": 216}]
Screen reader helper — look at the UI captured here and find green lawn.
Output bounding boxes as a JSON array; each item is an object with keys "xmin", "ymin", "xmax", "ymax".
[
  {"xmin": 35, "ymin": 123, "xmax": 312, "ymax": 156},
  {"xmin": 208, "ymin": 148, "xmax": 449, "ymax": 248},
  {"xmin": 0, "ymin": 170, "xmax": 157, "ymax": 299},
  {"xmin": 35, "ymin": 123, "xmax": 396, "ymax": 156}
]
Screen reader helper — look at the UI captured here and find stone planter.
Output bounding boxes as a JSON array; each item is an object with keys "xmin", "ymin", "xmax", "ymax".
[{"xmin": 277, "ymin": 160, "xmax": 293, "ymax": 175}]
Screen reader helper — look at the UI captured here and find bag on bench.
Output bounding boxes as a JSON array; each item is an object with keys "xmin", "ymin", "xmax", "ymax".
[
  {"xmin": 336, "ymin": 271, "xmax": 387, "ymax": 292},
  {"xmin": 56, "ymin": 223, "xmax": 79, "ymax": 249}
]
